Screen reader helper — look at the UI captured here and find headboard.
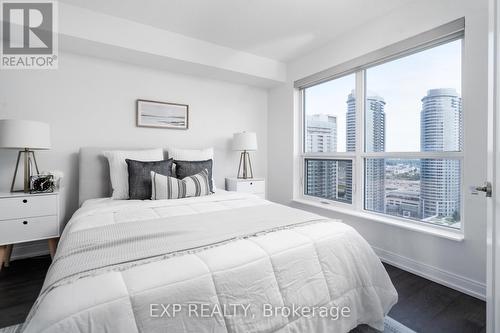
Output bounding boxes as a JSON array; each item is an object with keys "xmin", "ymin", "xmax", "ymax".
[{"xmin": 78, "ymin": 147, "xmax": 168, "ymax": 206}]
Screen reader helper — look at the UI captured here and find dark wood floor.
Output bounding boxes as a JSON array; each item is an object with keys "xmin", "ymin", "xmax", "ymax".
[
  {"xmin": 0, "ymin": 256, "xmax": 486, "ymax": 332},
  {"xmin": 351, "ymin": 263, "xmax": 486, "ymax": 333},
  {"xmin": 0, "ymin": 256, "xmax": 51, "ymax": 328}
]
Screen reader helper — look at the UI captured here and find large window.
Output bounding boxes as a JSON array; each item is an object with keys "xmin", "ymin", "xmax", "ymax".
[{"xmin": 300, "ymin": 26, "xmax": 463, "ymax": 230}]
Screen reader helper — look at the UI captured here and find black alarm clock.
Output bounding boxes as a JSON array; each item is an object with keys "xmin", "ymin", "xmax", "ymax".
[{"xmin": 30, "ymin": 175, "xmax": 55, "ymax": 193}]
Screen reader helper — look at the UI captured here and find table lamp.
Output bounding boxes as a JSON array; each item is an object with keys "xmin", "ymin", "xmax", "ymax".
[
  {"xmin": 232, "ymin": 132, "xmax": 257, "ymax": 179},
  {"xmin": 0, "ymin": 120, "xmax": 51, "ymax": 192}
]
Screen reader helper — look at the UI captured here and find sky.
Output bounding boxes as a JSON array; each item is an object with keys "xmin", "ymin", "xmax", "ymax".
[{"xmin": 305, "ymin": 39, "xmax": 462, "ymax": 152}]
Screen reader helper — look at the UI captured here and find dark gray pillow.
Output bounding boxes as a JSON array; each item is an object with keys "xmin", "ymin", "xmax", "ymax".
[
  {"xmin": 126, "ymin": 158, "xmax": 173, "ymax": 200},
  {"xmin": 174, "ymin": 159, "xmax": 214, "ymax": 193}
]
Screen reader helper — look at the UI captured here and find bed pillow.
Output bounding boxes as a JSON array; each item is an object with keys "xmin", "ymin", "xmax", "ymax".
[
  {"xmin": 168, "ymin": 147, "xmax": 216, "ymax": 191},
  {"xmin": 174, "ymin": 159, "xmax": 214, "ymax": 193},
  {"xmin": 126, "ymin": 158, "xmax": 173, "ymax": 200},
  {"xmin": 168, "ymin": 147, "xmax": 214, "ymax": 161},
  {"xmin": 103, "ymin": 148, "xmax": 164, "ymax": 200},
  {"xmin": 151, "ymin": 169, "xmax": 211, "ymax": 200}
]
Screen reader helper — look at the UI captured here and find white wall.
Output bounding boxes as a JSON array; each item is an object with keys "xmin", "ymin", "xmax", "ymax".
[
  {"xmin": 0, "ymin": 52, "xmax": 268, "ymax": 258},
  {"xmin": 268, "ymin": 0, "xmax": 488, "ymax": 298}
]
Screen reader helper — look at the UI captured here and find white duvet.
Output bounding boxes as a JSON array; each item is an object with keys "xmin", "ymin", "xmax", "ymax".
[{"xmin": 23, "ymin": 191, "xmax": 397, "ymax": 333}]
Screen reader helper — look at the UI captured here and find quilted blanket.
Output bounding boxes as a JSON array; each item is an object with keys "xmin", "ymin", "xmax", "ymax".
[{"xmin": 21, "ymin": 191, "xmax": 397, "ymax": 333}]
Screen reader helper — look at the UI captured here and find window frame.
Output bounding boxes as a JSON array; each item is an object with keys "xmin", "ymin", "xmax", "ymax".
[{"xmin": 297, "ymin": 18, "xmax": 465, "ymax": 233}]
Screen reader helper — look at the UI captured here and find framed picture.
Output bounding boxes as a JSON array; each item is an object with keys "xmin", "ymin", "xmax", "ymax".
[{"xmin": 136, "ymin": 99, "xmax": 189, "ymax": 129}]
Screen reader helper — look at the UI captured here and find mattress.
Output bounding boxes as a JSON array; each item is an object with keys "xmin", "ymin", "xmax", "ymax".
[{"xmin": 21, "ymin": 191, "xmax": 397, "ymax": 333}]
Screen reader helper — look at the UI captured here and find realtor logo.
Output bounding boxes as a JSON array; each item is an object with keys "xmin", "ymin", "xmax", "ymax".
[{"xmin": 1, "ymin": 0, "xmax": 58, "ymax": 69}]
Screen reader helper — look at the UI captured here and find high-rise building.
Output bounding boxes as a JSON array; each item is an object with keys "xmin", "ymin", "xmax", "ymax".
[
  {"xmin": 305, "ymin": 114, "xmax": 337, "ymax": 152},
  {"xmin": 346, "ymin": 93, "xmax": 356, "ymax": 152},
  {"xmin": 365, "ymin": 95, "xmax": 386, "ymax": 212},
  {"xmin": 420, "ymin": 88, "xmax": 462, "ymax": 221},
  {"xmin": 346, "ymin": 91, "xmax": 386, "ymax": 212},
  {"xmin": 305, "ymin": 114, "xmax": 338, "ymax": 199},
  {"xmin": 345, "ymin": 92, "xmax": 356, "ymax": 203}
]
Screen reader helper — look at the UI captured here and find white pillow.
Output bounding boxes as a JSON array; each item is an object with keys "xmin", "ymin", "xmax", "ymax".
[
  {"xmin": 168, "ymin": 147, "xmax": 214, "ymax": 161},
  {"xmin": 103, "ymin": 148, "xmax": 164, "ymax": 200},
  {"xmin": 168, "ymin": 147, "xmax": 216, "ymax": 191}
]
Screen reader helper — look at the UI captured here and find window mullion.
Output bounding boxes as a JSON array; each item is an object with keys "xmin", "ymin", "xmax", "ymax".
[
  {"xmin": 355, "ymin": 70, "xmax": 366, "ymax": 212},
  {"xmin": 303, "ymin": 152, "xmax": 356, "ymax": 159}
]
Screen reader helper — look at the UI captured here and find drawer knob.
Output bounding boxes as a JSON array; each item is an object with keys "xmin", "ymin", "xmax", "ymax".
[
  {"xmin": 250, "ymin": 182, "xmax": 253, "ymax": 185},
  {"xmin": 22, "ymin": 199, "xmax": 28, "ymax": 203},
  {"xmin": 23, "ymin": 221, "xmax": 28, "ymax": 225}
]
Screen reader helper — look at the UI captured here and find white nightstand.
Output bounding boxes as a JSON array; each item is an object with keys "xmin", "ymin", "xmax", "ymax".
[
  {"xmin": 225, "ymin": 178, "xmax": 265, "ymax": 199},
  {"xmin": 0, "ymin": 192, "xmax": 61, "ymax": 270}
]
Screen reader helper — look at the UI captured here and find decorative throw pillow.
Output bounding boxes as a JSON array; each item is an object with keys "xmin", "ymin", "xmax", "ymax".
[
  {"xmin": 103, "ymin": 148, "xmax": 164, "ymax": 200},
  {"xmin": 126, "ymin": 158, "xmax": 173, "ymax": 200},
  {"xmin": 151, "ymin": 169, "xmax": 211, "ymax": 200},
  {"xmin": 174, "ymin": 159, "xmax": 214, "ymax": 193},
  {"xmin": 168, "ymin": 147, "xmax": 216, "ymax": 191}
]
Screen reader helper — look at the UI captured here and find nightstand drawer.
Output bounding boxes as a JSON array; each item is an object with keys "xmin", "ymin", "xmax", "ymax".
[
  {"xmin": 0, "ymin": 195, "xmax": 57, "ymax": 220},
  {"xmin": 235, "ymin": 180, "xmax": 265, "ymax": 194},
  {"xmin": 0, "ymin": 216, "xmax": 58, "ymax": 244}
]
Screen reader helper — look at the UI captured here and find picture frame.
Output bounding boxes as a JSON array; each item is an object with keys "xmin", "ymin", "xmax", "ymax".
[{"xmin": 136, "ymin": 99, "xmax": 189, "ymax": 130}]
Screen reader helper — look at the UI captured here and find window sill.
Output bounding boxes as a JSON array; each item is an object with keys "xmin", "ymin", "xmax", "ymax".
[{"xmin": 292, "ymin": 198, "xmax": 465, "ymax": 242}]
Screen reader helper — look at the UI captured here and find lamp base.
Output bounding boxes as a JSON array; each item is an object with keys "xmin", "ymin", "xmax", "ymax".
[
  {"xmin": 237, "ymin": 151, "xmax": 254, "ymax": 179},
  {"xmin": 10, "ymin": 149, "xmax": 39, "ymax": 193}
]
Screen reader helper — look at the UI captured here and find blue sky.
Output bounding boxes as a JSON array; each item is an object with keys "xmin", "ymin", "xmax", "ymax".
[{"xmin": 305, "ymin": 39, "xmax": 462, "ymax": 152}]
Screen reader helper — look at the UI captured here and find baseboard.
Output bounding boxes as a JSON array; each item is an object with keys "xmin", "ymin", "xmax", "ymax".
[
  {"xmin": 373, "ymin": 246, "xmax": 486, "ymax": 300},
  {"xmin": 10, "ymin": 240, "xmax": 49, "ymax": 261}
]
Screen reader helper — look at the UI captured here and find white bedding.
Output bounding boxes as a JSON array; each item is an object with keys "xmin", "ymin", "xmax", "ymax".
[{"xmin": 22, "ymin": 191, "xmax": 397, "ymax": 333}]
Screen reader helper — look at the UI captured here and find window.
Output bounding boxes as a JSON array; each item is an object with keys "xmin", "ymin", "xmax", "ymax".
[
  {"xmin": 305, "ymin": 159, "xmax": 352, "ymax": 204},
  {"xmin": 365, "ymin": 158, "xmax": 461, "ymax": 228},
  {"xmin": 304, "ymin": 74, "xmax": 355, "ymax": 153},
  {"xmin": 365, "ymin": 39, "xmax": 462, "ymax": 153},
  {"xmin": 299, "ymin": 21, "xmax": 464, "ymax": 230}
]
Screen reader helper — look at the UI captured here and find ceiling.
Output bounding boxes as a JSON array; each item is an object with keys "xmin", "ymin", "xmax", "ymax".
[{"xmin": 58, "ymin": 0, "xmax": 411, "ymax": 62}]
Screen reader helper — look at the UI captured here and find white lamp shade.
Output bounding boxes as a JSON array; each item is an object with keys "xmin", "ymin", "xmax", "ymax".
[
  {"xmin": 0, "ymin": 119, "xmax": 51, "ymax": 150},
  {"xmin": 232, "ymin": 132, "xmax": 257, "ymax": 151}
]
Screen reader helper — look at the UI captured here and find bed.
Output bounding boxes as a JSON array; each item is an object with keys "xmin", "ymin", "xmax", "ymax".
[{"xmin": 20, "ymin": 147, "xmax": 397, "ymax": 333}]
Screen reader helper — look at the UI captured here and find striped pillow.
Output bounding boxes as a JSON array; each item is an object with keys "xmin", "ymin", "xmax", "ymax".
[{"xmin": 151, "ymin": 169, "xmax": 211, "ymax": 200}]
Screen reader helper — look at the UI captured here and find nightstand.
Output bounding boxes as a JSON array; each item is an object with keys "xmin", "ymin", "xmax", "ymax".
[
  {"xmin": 225, "ymin": 178, "xmax": 265, "ymax": 199},
  {"xmin": 0, "ymin": 192, "xmax": 60, "ymax": 270}
]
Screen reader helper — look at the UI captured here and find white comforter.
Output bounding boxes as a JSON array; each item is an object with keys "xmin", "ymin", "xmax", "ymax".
[{"xmin": 23, "ymin": 191, "xmax": 397, "ymax": 333}]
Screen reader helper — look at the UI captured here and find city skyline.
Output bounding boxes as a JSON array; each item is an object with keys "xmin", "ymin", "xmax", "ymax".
[
  {"xmin": 304, "ymin": 39, "xmax": 461, "ymax": 152},
  {"xmin": 304, "ymin": 38, "xmax": 462, "ymax": 227},
  {"xmin": 305, "ymin": 87, "xmax": 462, "ymax": 228}
]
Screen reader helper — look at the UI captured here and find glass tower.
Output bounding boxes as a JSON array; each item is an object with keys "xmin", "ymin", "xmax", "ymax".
[
  {"xmin": 305, "ymin": 114, "xmax": 338, "ymax": 199},
  {"xmin": 420, "ymin": 88, "xmax": 462, "ymax": 221},
  {"xmin": 346, "ymin": 91, "xmax": 386, "ymax": 212}
]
